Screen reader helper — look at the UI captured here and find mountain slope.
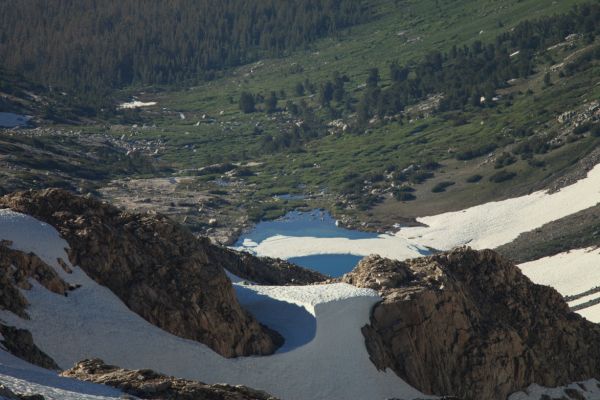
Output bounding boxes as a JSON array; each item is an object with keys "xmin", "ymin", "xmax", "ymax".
[{"xmin": 0, "ymin": 189, "xmax": 283, "ymax": 358}]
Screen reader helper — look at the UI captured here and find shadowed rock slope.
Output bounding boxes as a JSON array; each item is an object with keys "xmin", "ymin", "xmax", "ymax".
[
  {"xmin": 215, "ymin": 250, "xmax": 328, "ymax": 285},
  {"xmin": 342, "ymin": 248, "xmax": 600, "ymax": 400},
  {"xmin": 62, "ymin": 358, "xmax": 279, "ymax": 400},
  {"xmin": 0, "ymin": 189, "xmax": 283, "ymax": 358}
]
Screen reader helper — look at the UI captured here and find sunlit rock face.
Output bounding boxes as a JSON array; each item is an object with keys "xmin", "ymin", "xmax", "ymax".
[{"xmin": 344, "ymin": 249, "xmax": 600, "ymax": 400}]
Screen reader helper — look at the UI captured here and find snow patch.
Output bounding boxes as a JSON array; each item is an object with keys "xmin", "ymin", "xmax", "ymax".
[
  {"xmin": 519, "ymin": 247, "xmax": 600, "ymax": 322},
  {"xmin": 509, "ymin": 378, "xmax": 600, "ymax": 399},
  {"xmin": 519, "ymin": 248, "xmax": 600, "ymax": 297},
  {"xmin": 0, "ymin": 210, "xmax": 74, "ymax": 281},
  {"xmin": 118, "ymin": 100, "xmax": 157, "ymax": 109},
  {"xmin": 397, "ymin": 163, "xmax": 600, "ymax": 251},
  {"xmin": 246, "ymin": 233, "xmax": 427, "ymax": 261}
]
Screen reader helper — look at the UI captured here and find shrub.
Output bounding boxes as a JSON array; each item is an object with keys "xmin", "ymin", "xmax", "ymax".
[
  {"xmin": 394, "ymin": 191, "xmax": 416, "ymax": 201},
  {"xmin": 466, "ymin": 174, "xmax": 482, "ymax": 183},
  {"xmin": 239, "ymin": 91, "xmax": 256, "ymax": 113},
  {"xmin": 396, "ymin": 185, "xmax": 415, "ymax": 192},
  {"xmin": 573, "ymin": 123, "xmax": 591, "ymax": 135},
  {"xmin": 410, "ymin": 171, "xmax": 434, "ymax": 184},
  {"xmin": 455, "ymin": 143, "xmax": 497, "ymax": 161},
  {"xmin": 527, "ymin": 158, "xmax": 545, "ymax": 168},
  {"xmin": 494, "ymin": 152, "xmax": 517, "ymax": 169},
  {"xmin": 431, "ymin": 181, "xmax": 455, "ymax": 193},
  {"xmin": 489, "ymin": 170, "xmax": 516, "ymax": 183}
]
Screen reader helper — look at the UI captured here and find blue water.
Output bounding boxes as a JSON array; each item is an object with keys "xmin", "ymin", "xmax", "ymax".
[
  {"xmin": 235, "ymin": 210, "xmax": 380, "ymax": 277},
  {"xmin": 288, "ymin": 254, "xmax": 364, "ymax": 277},
  {"xmin": 235, "ymin": 210, "xmax": 379, "ymax": 246}
]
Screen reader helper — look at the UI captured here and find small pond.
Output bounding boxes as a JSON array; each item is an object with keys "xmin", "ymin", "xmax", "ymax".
[{"xmin": 234, "ymin": 210, "xmax": 380, "ymax": 277}]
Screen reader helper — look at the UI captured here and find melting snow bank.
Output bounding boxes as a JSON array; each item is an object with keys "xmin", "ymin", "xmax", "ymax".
[
  {"xmin": 245, "ymin": 163, "xmax": 600, "ymax": 263},
  {"xmin": 117, "ymin": 100, "xmax": 157, "ymax": 109},
  {"xmin": 519, "ymin": 248, "xmax": 600, "ymax": 323},
  {"xmin": 0, "ymin": 112, "xmax": 31, "ymax": 128},
  {"xmin": 397, "ymin": 163, "xmax": 600, "ymax": 250},
  {"xmin": 509, "ymin": 379, "xmax": 600, "ymax": 400},
  {"xmin": 0, "ymin": 210, "xmax": 427, "ymax": 400},
  {"xmin": 246, "ymin": 233, "xmax": 429, "ymax": 261}
]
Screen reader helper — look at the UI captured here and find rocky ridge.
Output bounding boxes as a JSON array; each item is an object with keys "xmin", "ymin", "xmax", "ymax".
[
  {"xmin": 343, "ymin": 248, "xmax": 600, "ymax": 400},
  {"xmin": 61, "ymin": 358, "xmax": 279, "ymax": 400},
  {"xmin": 0, "ymin": 189, "xmax": 282, "ymax": 358},
  {"xmin": 213, "ymin": 250, "xmax": 328, "ymax": 285}
]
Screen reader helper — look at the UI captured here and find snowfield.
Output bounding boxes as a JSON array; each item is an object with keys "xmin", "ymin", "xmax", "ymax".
[
  {"xmin": 0, "ymin": 210, "xmax": 428, "ymax": 400},
  {"xmin": 118, "ymin": 100, "xmax": 157, "ymax": 109},
  {"xmin": 509, "ymin": 379, "xmax": 600, "ymax": 400},
  {"xmin": 245, "ymin": 233, "xmax": 428, "ymax": 261},
  {"xmin": 246, "ymin": 163, "xmax": 600, "ymax": 261},
  {"xmin": 396, "ymin": 163, "xmax": 600, "ymax": 250},
  {"xmin": 519, "ymin": 247, "xmax": 600, "ymax": 323}
]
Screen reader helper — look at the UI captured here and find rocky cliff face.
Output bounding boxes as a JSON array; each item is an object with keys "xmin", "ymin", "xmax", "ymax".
[
  {"xmin": 62, "ymin": 359, "xmax": 279, "ymax": 400},
  {"xmin": 343, "ymin": 248, "xmax": 600, "ymax": 400},
  {"xmin": 0, "ymin": 241, "xmax": 70, "ymax": 319},
  {"xmin": 0, "ymin": 189, "xmax": 282, "ymax": 358},
  {"xmin": 0, "ymin": 243, "xmax": 64, "ymax": 369}
]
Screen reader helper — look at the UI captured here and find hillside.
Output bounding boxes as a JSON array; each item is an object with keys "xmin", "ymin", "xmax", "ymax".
[
  {"xmin": 74, "ymin": 0, "xmax": 599, "ymax": 245},
  {"xmin": 3, "ymin": 2, "xmax": 600, "ymax": 399},
  {"xmin": 2, "ymin": 191, "xmax": 600, "ymax": 400},
  {"xmin": 0, "ymin": 1, "xmax": 598, "ymax": 249}
]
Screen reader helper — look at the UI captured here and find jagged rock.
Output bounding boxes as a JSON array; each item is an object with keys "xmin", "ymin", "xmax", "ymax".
[
  {"xmin": 0, "ymin": 189, "xmax": 282, "ymax": 358},
  {"xmin": 0, "ymin": 325, "xmax": 59, "ymax": 370},
  {"xmin": 0, "ymin": 243, "xmax": 70, "ymax": 319},
  {"xmin": 343, "ymin": 248, "xmax": 600, "ymax": 400},
  {"xmin": 0, "ymin": 244, "xmax": 63, "ymax": 370},
  {"xmin": 61, "ymin": 359, "xmax": 279, "ymax": 400},
  {"xmin": 0, "ymin": 384, "xmax": 20, "ymax": 400},
  {"xmin": 216, "ymin": 251, "xmax": 328, "ymax": 285},
  {"xmin": 0, "ymin": 384, "xmax": 45, "ymax": 400}
]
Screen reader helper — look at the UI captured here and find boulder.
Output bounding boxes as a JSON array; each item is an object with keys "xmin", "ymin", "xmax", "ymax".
[
  {"xmin": 62, "ymin": 358, "xmax": 279, "ymax": 400},
  {"xmin": 343, "ymin": 248, "xmax": 600, "ymax": 400}
]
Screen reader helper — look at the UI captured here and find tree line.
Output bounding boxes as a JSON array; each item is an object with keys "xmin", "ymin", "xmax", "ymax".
[
  {"xmin": 358, "ymin": 1, "xmax": 600, "ymax": 121},
  {"xmin": 0, "ymin": 0, "xmax": 367, "ymax": 93}
]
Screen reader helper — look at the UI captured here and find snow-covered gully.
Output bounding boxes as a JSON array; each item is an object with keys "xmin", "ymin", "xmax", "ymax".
[{"xmin": 0, "ymin": 210, "xmax": 427, "ymax": 400}]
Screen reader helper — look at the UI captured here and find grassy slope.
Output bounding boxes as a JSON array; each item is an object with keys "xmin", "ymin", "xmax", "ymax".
[{"xmin": 101, "ymin": 0, "xmax": 599, "ymax": 226}]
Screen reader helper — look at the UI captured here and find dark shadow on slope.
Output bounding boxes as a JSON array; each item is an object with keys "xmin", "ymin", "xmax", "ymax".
[{"xmin": 234, "ymin": 285, "xmax": 316, "ymax": 353}]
